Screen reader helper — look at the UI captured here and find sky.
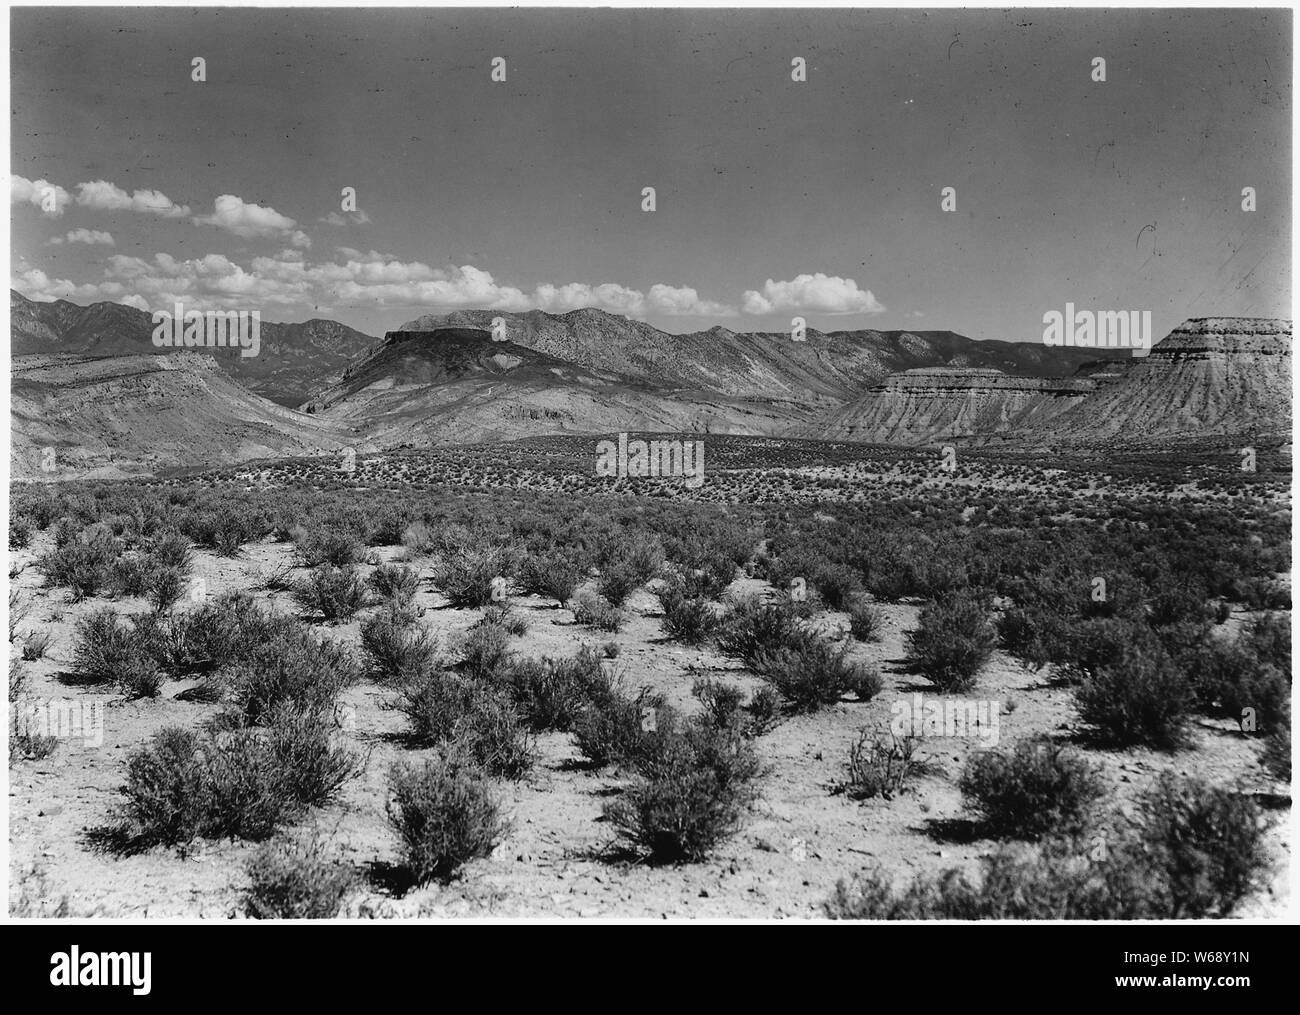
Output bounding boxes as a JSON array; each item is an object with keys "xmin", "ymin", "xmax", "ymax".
[{"xmin": 9, "ymin": 7, "xmax": 1292, "ymax": 343}]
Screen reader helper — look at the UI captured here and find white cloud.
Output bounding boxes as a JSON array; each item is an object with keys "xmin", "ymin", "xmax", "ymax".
[
  {"xmin": 12, "ymin": 264, "xmax": 105, "ymax": 302},
  {"xmin": 14, "ymin": 249, "xmax": 743, "ymax": 322},
  {"xmin": 647, "ymin": 284, "xmax": 737, "ymax": 317},
  {"xmin": 534, "ymin": 282, "xmax": 645, "ymax": 315},
  {"xmin": 741, "ymin": 273, "xmax": 885, "ymax": 315},
  {"xmin": 50, "ymin": 229, "xmax": 115, "ymax": 247},
  {"xmin": 75, "ymin": 180, "xmax": 190, "ymax": 218},
  {"xmin": 11, "ymin": 175, "xmax": 72, "ymax": 217},
  {"xmin": 193, "ymin": 194, "xmax": 309, "ymax": 247},
  {"xmin": 319, "ymin": 209, "xmax": 372, "ymax": 226}
]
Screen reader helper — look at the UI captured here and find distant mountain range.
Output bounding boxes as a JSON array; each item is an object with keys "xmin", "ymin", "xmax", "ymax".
[
  {"xmin": 8, "ymin": 291, "xmax": 1291, "ymax": 478},
  {"xmin": 10, "ymin": 291, "xmax": 377, "ymax": 407}
]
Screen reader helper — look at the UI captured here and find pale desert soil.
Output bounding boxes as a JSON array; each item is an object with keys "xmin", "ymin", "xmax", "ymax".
[{"xmin": 8, "ymin": 534, "xmax": 1291, "ymax": 919}]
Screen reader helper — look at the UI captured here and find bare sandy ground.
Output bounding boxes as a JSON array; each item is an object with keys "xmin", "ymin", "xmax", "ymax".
[{"xmin": 9, "ymin": 535, "xmax": 1290, "ymax": 919}]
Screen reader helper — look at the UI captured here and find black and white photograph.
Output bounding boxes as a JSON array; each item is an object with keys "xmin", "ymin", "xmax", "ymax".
[{"xmin": 3, "ymin": 1, "xmax": 1294, "ymax": 947}]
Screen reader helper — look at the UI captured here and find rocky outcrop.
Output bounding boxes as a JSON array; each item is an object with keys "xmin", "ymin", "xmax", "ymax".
[
  {"xmin": 799, "ymin": 368, "xmax": 1095, "ymax": 445},
  {"xmin": 1028, "ymin": 318, "xmax": 1292, "ymax": 444}
]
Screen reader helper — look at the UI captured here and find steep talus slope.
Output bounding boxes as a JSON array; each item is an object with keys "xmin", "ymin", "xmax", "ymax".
[
  {"xmin": 10, "ymin": 352, "xmax": 348, "ymax": 478},
  {"xmin": 309, "ymin": 328, "xmax": 809, "ymax": 447},
  {"xmin": 800, "ymin": 368, "xmax": 1096, "ymax": 445},
  {"xmin": 11, "ymin": 291, "xmax": 379, "ymax": 406},
  {"xmin": 1028, "ymin": 318, "xmax": 1292, "ymax": 445}
]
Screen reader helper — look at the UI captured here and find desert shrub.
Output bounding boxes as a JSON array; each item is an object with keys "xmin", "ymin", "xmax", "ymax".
[
  {"xmin": 747, "ymin": 686, "xmax": 779, "ymax": 730},
  {"xmin": 8, "ymin": 658, "xmax": 28, "ymax": 702},
  {"xmin": 716, "ymin": 596, "xmax": 808, "ymax": 665},
  {"xmin": 1075, "ymin": 639, "xmax": 1192, "ymax": 748},
  {"xmin": 692, "ymin": 678, "xmax": 746, "ymax": 731},
  {"xmin": 824, "ymin": 846, "xmax": 1119, "ymax": 920},
  {"xmin": 1187, "ymin": 636, "xmax": 1290, "ymax": 735},
  {"xmin": 396, "ymin": 674, "xmax": 534, "ymax": 778},
  {"xmin": 21, "ymin": 630, "xmax": 51, "ymax": 661},
  {"xmin": 121, "ymin": 710, "xmax": 360, "ymax": 848},
  {"xmin": 118, "ymin": 727, "xmax": 210, "ymax": 847},
  {"xmin": 9, "ymin": 697, "xmax": 59, "ymax": 764},
  {"xmin": 479, "ymin": 605, "xmax": 529, "ymax": 636},
  {"xmin": 458, "ymin": 623, "xmax": 514, "ymax": 681},
  {"xmin": 168, "ymin": 592, "xmax": 296, "ymax": 674},
  {"xmin": 907, "ymin": 591, "xmax": 997, "ymax": 692},
  {"xmin": 38, "ymin": 533, "xmax": 118, "ymax": 600},
  {"xmin": 399, "ymin": 520, "xmax": 438, "ymax": 556},
  {"xmin": 1147, "ymin": 580, "xmax": 1214, "ymax": 628},
  {"xmin": 258, "ymin": 564, "xmax": 297, "ymax": 593},
  {"xmin": 752, "ymin": 635, "xmax": 875, "ymax": 711},
  {"xmin": 656, "ymin": 581, "xmax": 720, "ymax": 644},
  {"xmin": 840, "ymin": 728, "xmax": 918, "ymax": 800},
  {"xmin": 517, "ymin": 552, "xmax": 587, "ymax": 606},
  {"xmin": 361, "ymin": 607, "xmax": 440, "ymax": 682},
  {"xmin": 848, "ymin": 599, "xmax": 884, "ymax": 642},
  {"xmin": 201, "ymin": 727, "xmax": 295, "ymax": 841},
  {"xmin": 365, "ymin": 507, "xmax": 412, "ymax": 548},
  {"xmin": 387, "ymin": 754, "xmax": 509, "ymax": 885},
  {"xmin": 9, "ymin": 516, "xmax": 32, "ymax": 550},
  {"xmin": 1244, "ymin": 611, "xmax": 1291, "ymax": 671},
  {"xmin": 224, "ymin": 630, "xmax": 360, "ymax": 725},
  {"xmin": 292, "ymin": 565, "xmax": 367, "ymax": 622},
  {"xmin": 9, "ymin": 589, "xmax": 30, "ymax": 643},
  {"xmin": 661, "ymin": 555, "xmax": 736, "ymax": 601},
  {"xmin": 367, "ymin": 564, "xmax": 420, "ymax": 606},
  {"xmin": 571, "ymin": 590, "xmax": 624, "ymax": 632},
  {"xmin": 1135, "ymin": 772, "xmax": 1272, "ymax": 919},
  {"xmin": 244, "ymin": 830, "xmax": 357, "ymax": 919},
  {"xmin": 503, "ymin": 648, "xmax": 613, "ymax": 731},
  {"xmin": 212, "ymin": 514, "xmax": 258, "ymax": 557},
  {"xmin": 147, "ymin": 566, "xmax": 185, "ymax": 614},
  {"xmin": 1060, "ymin": 617, "xmax": 1163, "ymax": 684},
  {"xmin": 959, "ymin": 740, "xmax": 1106, "ymax": 840},
  {"xmin": 109, "ymin": 553, "xmax": 153, "ymax": 598},
  {"xmin": 262, "ymin": 704, "xmax": 362, "ymax": 807},
  {"xmin": 430, "ymin": 546, "xmax": 515, "ymax": 608},
  {"xmin": 826, "ymin": 773, "xmax": 1272, "ymax": 920},
  {"xmin": 1262, "ymin": 718, "xmax": 1291, "ymax": 783},
  {"xmin": 71, "ymin": 608, "xmax": 163, "ymax": 697},
  {"xmin": 573, "ymin": 686, "xmax": 672, "ymax": 768},
  {"xmin": 295, "ymin": 528, "xmax": 365, "ymax": 568},
  {"xmin": 148, "ymin": 531, "xmax": 193, "ymax": 572},
  {"xmin": 596, "ymin": 563, "xmax": 641, "ymax": 608},
  {"xmin": 603, "ymin": 717, "xmax": 761, "ymax": 863},
  {"xmin": 811, "ymin": 561, "xmax": 864, "ymax": 611}
]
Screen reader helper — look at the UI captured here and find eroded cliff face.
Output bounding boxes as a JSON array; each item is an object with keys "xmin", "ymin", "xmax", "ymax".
[
  {"xmin": 799, "ymin": 368, "xmax": 1095, "ymax": 445},
  {"xmin": 10, "ymin": 352, "xmax": 348, "ymax": 478},
  {"xmin": 1028, "ymin": 319, "xmax": 1292, "ymax": 444}
]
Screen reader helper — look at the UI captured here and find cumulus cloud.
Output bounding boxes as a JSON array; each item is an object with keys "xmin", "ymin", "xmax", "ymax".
[
  {"xmin": 647, "ymin": 284, "xmax": 737, "ymax": 318},
  {"xmin": 741, "ymin": 273, "xmax": 885, "ymax": 315},
  {"xmin": 50, "ymin": 229, "xmax": 115, "ymax": 247},
  {"xmin": 11, "ymin": 264, "xmax": 111, "ymax": 302},
  {"xmin": 11, "ymin": 175, "xmax": 72, "ymax": 217},
  {"xmin": 319, "ymin": 209, "xmax": 372, "ymax": 226},
  {"xmin": 193, "ymin": 194, "xmax": 310, "ymax": 247},
  {"xmin": 75, "ymin": 180, "xmax": 190, "ymax": 218},
  {"xmin": 13, "ymin": 248, "xmax": 743, "ymax": 322}
]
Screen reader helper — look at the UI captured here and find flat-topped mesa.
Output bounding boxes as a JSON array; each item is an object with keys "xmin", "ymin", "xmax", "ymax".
[
  {"xmin": 1021, "ymin": 317, "xmax": 1293, "ymax": 445},
  {"xmin": 1152, "ymin": 318, "xmax": 1292, "ymax": 357},
  {"xmin": 875, "ymin": 367, "xmax": 1095, "ymax": 395}
]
